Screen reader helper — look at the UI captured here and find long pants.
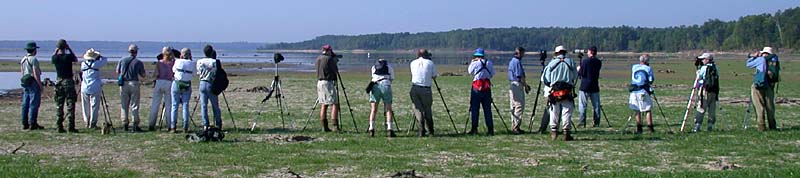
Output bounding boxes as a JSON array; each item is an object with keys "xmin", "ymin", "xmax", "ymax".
[
  {"xmin": 55, "ymin": 78, "xmax": 77, "ymax": 129},
  {"xmin": 170, "ymin": 81, "xmax": 192, "ymax": 129},
  {"xmin": 508, "ymin": 82, "xmax": 525, "ymax": 129},
  {"xmin": 751, "ymin": 84, "xmax": 776, "ymax": 130},
  {"xmin": 200, "ymin": 81, "xmax": 222, "ymax": 128},
  {"xmin": 578, "ymin": 91, "xmax": 601, "ymax": 126},
  {"xmin": 81, "ymin": 92, "xmax": 100, "ymax": 127},
  {"xmin": 410, "ymin": 85, "xmax": 434, "ymax": 134},
  {"xmin": 470, "ymin": 89, "xmax": 493, "ymax": 133},
  {"xmin": 549, "ymin": 99, "xmax": 574, "ymax": 132},
  {"xmin": 148, "ymin": 79, "xmax": 173, "ymax": 129},
  {"xmin": 120, "ymin": 81, "xmax": 141, "ymax": 126},
  {"xmin": 694, "ymin": 91, "xmax": 717, "ymax": 130},
  {"xmin": 21, "ymin": 84, "xmax": 41, "ymax": 127}
]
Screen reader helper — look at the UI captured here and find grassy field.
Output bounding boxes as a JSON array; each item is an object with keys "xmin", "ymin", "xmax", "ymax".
[{"xmin": 0, "ymin": 54, "xmax": 798, "ymax": 177}]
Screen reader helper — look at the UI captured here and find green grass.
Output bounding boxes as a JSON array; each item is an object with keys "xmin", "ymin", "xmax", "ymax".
[{"xmin": 0, "ymin": 55, "xmax": 798, "ymax": 177}]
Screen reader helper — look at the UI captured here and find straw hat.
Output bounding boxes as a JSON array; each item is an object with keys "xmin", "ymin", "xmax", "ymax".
[
  {"xmin": 760, "ymin": 47, "xmax": 774, "ymax": 54},
  {"xmin": 83, "ymin": 48, "xmax": 101, "ymax": 60}
]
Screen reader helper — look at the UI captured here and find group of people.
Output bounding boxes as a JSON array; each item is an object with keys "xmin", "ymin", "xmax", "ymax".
[
  {"xmin": 19, "ymin": 39, "xmax": 228, "ymax": 133},
  {"xmin": 18, "ymin": 40, "xmax": 780, "ymax": 139}
]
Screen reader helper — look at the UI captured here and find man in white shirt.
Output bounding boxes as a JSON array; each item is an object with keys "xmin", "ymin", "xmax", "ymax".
[{"xmin": 409, "ymin": 49, "xmax": 438, "ymax": 137}]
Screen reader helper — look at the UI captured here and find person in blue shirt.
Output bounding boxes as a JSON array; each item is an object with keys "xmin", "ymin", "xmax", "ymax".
[
  {"xmin": 507, "ymin": 47, "xmax": 531, "ymax": 134},
  {"xmin": 746, "ymin": 47, "xmax": 778, "ymax": 131},
  {"xmin": 467, "ymin": 48, "xmax": 495, "ymax": 136},
  {"xmin": 628, "ymin": 54, "xmax": 655, "ymax": 134},
  {"xmin": 79, "ymin": 48, "xmax": 108, "ymax": 129}
]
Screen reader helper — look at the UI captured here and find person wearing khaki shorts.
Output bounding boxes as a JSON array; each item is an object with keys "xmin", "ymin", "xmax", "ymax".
[{"xmin": 316, "ymin": 45, "xmax": 340, "ymax": 132}]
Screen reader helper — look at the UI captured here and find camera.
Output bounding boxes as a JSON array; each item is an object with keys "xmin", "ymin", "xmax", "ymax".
[
  {"xmin": 573, "ymin": 49, "xmax": 587, "ymax": 54},
  {"xmin": 335, "ymin": 54, "xmax": 343, "ymax": 58},
  {"xmin": 539, "ymin": 50, "xmax": 547, "ymax": 61},
  {"xmin": 273, "ymin": 53, "xmax": 284, "ymax": 63}
]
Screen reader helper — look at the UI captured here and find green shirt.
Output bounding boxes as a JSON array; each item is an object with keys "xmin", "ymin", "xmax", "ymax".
[{"xmin": 51, "ymin": 52, "xmax": 77, "ymax": 79}]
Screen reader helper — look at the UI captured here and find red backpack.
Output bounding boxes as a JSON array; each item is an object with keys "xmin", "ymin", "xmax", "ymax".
[{"xmin": 471, "ymin": 60, "xmax": 492, "ymax": 92}]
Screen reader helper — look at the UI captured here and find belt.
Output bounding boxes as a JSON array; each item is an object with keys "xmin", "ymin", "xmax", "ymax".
[{"xmin": 412, "ymin": 85, "xmax": 430, "ymax": 88}]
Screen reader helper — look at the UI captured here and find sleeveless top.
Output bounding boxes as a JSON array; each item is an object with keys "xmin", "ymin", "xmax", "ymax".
[{"xmin": 157, "ymin": 60, "xmax": 175, "ymax": 80}]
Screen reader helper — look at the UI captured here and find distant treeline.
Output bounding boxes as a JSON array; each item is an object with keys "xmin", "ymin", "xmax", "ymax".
[{"xmin": 261, "ymin": 7, "xmax": 800, "ymax": 52}]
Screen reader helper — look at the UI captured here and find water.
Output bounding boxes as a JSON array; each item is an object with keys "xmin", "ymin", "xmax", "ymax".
[{"xmin": 0, "ymin": 72, "xmax": 57, "ymax": 93}]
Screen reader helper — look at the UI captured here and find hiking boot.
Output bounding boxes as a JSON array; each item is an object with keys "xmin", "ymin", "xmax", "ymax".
[
  {"xmin": 184, "ymin": 128, "xmax": 190, "ymax": 133},
  {"xmin": 467, "ymin": 129, "xmax": 478, "ymax": 135},
  {"xmin": 68, "ymin": 128, "xmax": 80, "ymax": 133},
  {"xmin": 57, "ymin": 127, "xmax": 66, "ymax": 133},
  {"xmin": 635, "ymin": 125, "xmax": 643, "ymax": 134},
  {"xmin": 512, "ymin": 128, "xmax": 526, "ymax": 135},
  {"xmin": 89, "ymin": 124, "xmax": 99, "ymax": 130},
  {"xmin": 648, "ymin": 125, "xmax": 655, "ymax": 133},
  {"xmin": 388, "ymin": 130, "xmax": 396, "ymax": 138},
  {"xmin": 486, "ymin": 130, "xmax": 494, "ymax": 136},
  {"xmin": 30, "ymin": 124, "xmax": 45, "ymax": 130},
  {"xmin": 148, "ymin": 126, "xmax": 156, "ymax": 131},
  {"xmin": 169, "ymin": 128, "xmax": 177, "ymax": 134},
  {"xmin": 368, "ymin": 129, "xmax": 375, "ymax": 137},
  {"xmin": 131, "ymin": 126, "xmax": 143, "ymax": 133},
  {"xmin": 123, "ymin": 124, "xmax": 130, "ymax": 132},
  {"xmin": 23, "ymin": 124, "xmax": 30, "ymax": 130},
  {"xmin": 550, "ymin": 131, "xmax": 558, "ymax": 140},
  {"xmin": 564, "ymin": 130, "xmax": 574, "ymax": 141}
]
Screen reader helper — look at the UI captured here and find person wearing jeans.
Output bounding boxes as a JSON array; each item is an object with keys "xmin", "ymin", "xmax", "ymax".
[
  {"xmin": 20, "ymin": 42, "xmax": 44, "ymax": 130},
  {"xmin": 467, "ymin": 48, "xmax": 495, "ymax": 136},
  {"xmin": 577, "ymin": 46, "xmax": 602, "ymax": 127},
  {"xmin": 197, "ymin": 45, "xmax": 222, "ymax": 130},
  {"xmin": 148, "ymin": 47, "xmax": 175, "ymax": 131},
  {"xmin": 171, "ymin": 48, "xmax": 195, "ymax": 133}
]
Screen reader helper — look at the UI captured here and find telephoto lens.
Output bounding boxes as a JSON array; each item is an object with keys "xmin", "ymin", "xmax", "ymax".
[{"xmin": 573, "ymin": 49, "xmax": 586, "ymax": 54}]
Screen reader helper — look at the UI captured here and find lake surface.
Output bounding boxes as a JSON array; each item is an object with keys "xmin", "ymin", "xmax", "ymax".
[{"xmin": 0, "ymin": 72, "xmax": 57, "ymax": 93}]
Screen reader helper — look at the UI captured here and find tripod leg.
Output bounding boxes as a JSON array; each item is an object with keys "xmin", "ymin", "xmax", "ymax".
[
  {"xmin": 601, "ymin": 106, "xmax": 612, "ymax": 127},
  {"xmin": 407, "ymin": 111, "xmax": 416, "ymax": 136},
  {"xmin": 221, "ymin": 92, "xmax": 237, "ymax": 131},
  {"xmin": 622, "ymin": 113, "xmax": 634, "ymax": 134},
  {"xmin": 276, "ymin": 88, "xmax": 286, "ymax": 129},
  {"xmin": 159, "ymin": 102, "xmax": 166, "ymax": 131},
  {"xmin": 491, "ymin": 101, "xmax": 510, "ymax": 133},
  {"xmin": 301, "ymin": 100, "xmax": 319, "ymax": 132},
  {"xmin": 190, "ymin": 96, "xmax": 199, "ymax": 128},
  {"xmin": 652, "ymin": 94, "xmax": 674, "ymax": 133}
]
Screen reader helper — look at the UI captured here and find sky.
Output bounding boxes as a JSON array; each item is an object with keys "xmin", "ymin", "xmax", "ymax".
[{"xmin": 0, "ymin": 0, "xmax": 797, "ymax": 43}]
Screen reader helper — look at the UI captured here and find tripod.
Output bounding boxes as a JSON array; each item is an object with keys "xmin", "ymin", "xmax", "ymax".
[
  {"xmin": 252, "ymin": 62, "xmax": 289, "ymax": 131},
  {"xmin": 100, "ymin": 91, "xmax": 115, "ymax": 134}
]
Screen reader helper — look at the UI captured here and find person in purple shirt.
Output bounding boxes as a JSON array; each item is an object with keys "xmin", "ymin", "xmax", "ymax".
[{"xmin": 467, "ymin": 48, "xmax": 495, "ymax": 136}]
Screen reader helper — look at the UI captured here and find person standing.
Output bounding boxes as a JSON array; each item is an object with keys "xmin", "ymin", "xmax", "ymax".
[
  {"xmin": 692, "ymin": 53, "xmax": 719, "ymax": 132},
  {"xmin": 409, "ymin": 49, "xmax": 438, "ymax": 137},
  {"xmin": 367, "ymin": 59, "xmax": 396, "ymax": 137},
  {"xmin": 467, "ymin": 48, "xmax": 495, "ymax": 136},
  {"xmin": 79, "ymin": 48, "xmax": 108, "ymax": 129},
  {"xmin": 315, "ymin": 45, "xmax": 340, "ymax": 132},
  {"xmin": 148, "ymin": 47, "xmax": 175, "ymax": 131},
  {"xmin": 542, "ymin": 46, "xmax": 578, "ymax": 141},
  {"xmin": 629, "ymin": 54, "xmax": 655, "ymax": 134},
  {"xmin": 507, "ymin": 47, "xmax": 530, "ymax": 134},
  {"xmin": 52, "ymin": 39, "xmax": 80, "ymax": 133},
  {"xmin": 117, "ymin": 44, "xmax": 146, "ymax": 132},
  {"xmin": 577, "ymin": 46, "xmax": 603, "ymax": 127},
  {"xmin": 171, "ymin": 48, "xmax": 195, "ymax": 133},
  {"xmin": 20, "ymin": 42, "xmax": 44, "ymax": 130},
  {"xmin": 746, "ymin": 47, "xmax": 779, "ymax": 131},
  {"xmin": 197, "ymin": 45, "xmax": 223, "ymax": 130}
]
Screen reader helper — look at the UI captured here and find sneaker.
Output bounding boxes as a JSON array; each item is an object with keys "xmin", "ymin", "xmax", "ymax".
[
  {"xmin": 30, "ymin": 124, "xmax": 45, "ymax": 130},
  {"xmin": 388, "ymin": 130, "xmax": 396, "ymax": 138},
  {"xmin": 148, "ymin": 126, "xmax": 157, "ymax": 131},
  {"xmin": 550, "ymin": 131, "xmax": 558, "ymax": 140},
  {"xmin": 123, "ymin": 124, "xmax": 130, "ymax": 132},
  {"xmin": 648, "ymin": 125, "xmax": 655, "ymax": 133},
  {"xmin": 131, "ymin": 126, "xmax": 143, "ymax": 133},
  {"xmin": 635, "ymin": 125, "xmax": 643, "ymax": 134},
  {"xmin": 23, "ymin": 124, "xmax": 30, "ymax": 130},
  {"xmin": 368, "ymin": 129, "xmax": 375, "ymax": 137},
  {"xmin": 512, "ymin": 128, "xmax": 526, "ymax": 135},
  {"xmin": 564, "ymin": 131, "xmax": 574, "ymax": 141},
  {"xmin": 57, "ymin": 127, "xmax": 66, "ymax": 133},
  {"xmin": 467, "ymin": 129, "xmax": 478, "ymax": 135}
]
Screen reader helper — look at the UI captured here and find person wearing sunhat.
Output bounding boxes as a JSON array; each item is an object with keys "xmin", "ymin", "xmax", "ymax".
[
  {"xmin": 467, "ymin": 48, "xmax": 495, "ymax": 136},
  {"xmin": 692, "ymin": 53, "xmax": 719, "ymax": 132},
  {"xmin": 20, "ymin": 42, "xmax": 44, "ymax": 130},
  {"xmin": 147, "ymin": 47, "xmax": 175, "ymax": 131},
  {"xmin": 51, "ymin": 39, "xmax": 79, "ymax": 133},
  {"xmin": 746, "ymin": 47, "xmax": 779, "ymax": 131},
  {"xmin": 116, "ymin": 44, "xmax": 146, "ymax": 132},
  {"xmin": 315, "ymin": 44, "xmax": 340, "ymax": 132},
  {"xmin": 79, "ymin": 48, "xmax": 108, "ymax": 129},
  {"xmin": 542, "ymin": 45, "xmax": 578, "ymax": 140}
]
